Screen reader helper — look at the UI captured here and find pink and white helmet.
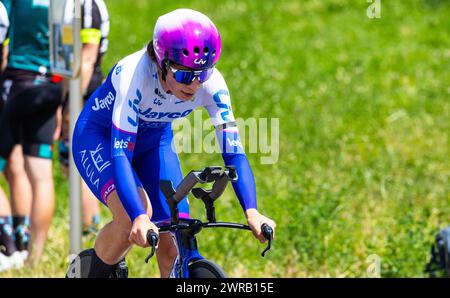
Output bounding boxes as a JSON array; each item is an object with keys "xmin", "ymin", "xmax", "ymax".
[{"xmin": 153, "ymin": 8, "xmax": 222, "ymax": 69}]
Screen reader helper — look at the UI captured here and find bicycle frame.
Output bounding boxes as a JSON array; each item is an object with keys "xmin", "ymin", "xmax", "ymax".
[
  {"xmin": 170, "ymin": 229, "xmax": 201, "ymax": 278},
  {"xmin": 157, "ymin": 219, "xmax": 204, "ymax": 278}
]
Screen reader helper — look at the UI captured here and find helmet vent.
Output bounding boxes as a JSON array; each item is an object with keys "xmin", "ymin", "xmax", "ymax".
[
  {"xmin": 212, "ymin": 50, "xmax": 216, "ymax": 57},
  {"xmin": 203, "ymin": 47, "xmax": 209, "ymax": 55},
  {"xmin": 182, "ymin": 49, "xmax": 189, "ymax": 57},
  {"xmin": 194, "ymin": 47, "xmax": 200, "ymax": 55}
]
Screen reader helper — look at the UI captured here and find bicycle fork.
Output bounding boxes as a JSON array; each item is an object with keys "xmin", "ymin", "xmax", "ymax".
[{"xmin": 170, "ymin": 228, "xmax": 204, "ymax": 278}]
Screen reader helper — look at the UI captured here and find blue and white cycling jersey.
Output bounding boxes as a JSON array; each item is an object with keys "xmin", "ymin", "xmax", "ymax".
[{"xmin": 73, "ymin": 48, "xmax": 257, "ymax": 221}]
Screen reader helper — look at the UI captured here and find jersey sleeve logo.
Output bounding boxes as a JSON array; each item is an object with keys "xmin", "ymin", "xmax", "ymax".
[
  {"xmin": 115, "ymin": 65, "xmax": 122, "ymax": 75},
  {"xmin": 92, "ymin": 91, "xmax": 115, "ymax": 111},
  {"xmin": 113, "ymin": 137, "xmax": 135, "ymax": 152}
]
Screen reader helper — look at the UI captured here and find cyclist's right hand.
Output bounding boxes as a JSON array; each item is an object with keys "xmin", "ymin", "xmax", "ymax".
[
  {"xmin": 129, "ymin": 214, "xmax": 159, "ymax": 248},
  {"xmin": 245, "ymin": 209, "xmax": 276, "ymax": 243}
]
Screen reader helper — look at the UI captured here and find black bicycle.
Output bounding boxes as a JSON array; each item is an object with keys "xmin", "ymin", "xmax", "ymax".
[{"xmin": 145, "ymin": 165, "xmax": 274, "ymax": 278}]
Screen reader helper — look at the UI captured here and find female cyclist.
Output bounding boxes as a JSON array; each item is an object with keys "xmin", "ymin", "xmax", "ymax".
[{"xmin": 70, "ymin": 8, "xmax": 276, "ymax": 278}]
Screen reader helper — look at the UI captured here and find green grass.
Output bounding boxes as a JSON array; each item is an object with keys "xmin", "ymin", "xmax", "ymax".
[{"xmin": 1, "ymin": 0, "xmax": 449, "ymax": 277}]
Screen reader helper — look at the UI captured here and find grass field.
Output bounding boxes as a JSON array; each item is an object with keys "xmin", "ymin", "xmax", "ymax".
[{"xmin": 1, "ymin": 0, "xmax": 449, "ymax": 277}]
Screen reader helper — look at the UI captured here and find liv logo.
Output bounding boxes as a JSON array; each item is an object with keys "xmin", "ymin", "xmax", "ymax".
[
  {"xmin": 153, "ymin": 98, "xmax": 162, "ymax": 106},
  {"xmin": 194, "ymin": 58, "xmax": 207, "ymax": 65},
  {"xmin": 367, "ymin": 0, "xmax": 381, "ymax": 19}
]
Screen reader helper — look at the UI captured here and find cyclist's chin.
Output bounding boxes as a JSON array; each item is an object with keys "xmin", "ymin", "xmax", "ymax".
[{"xmin": 177, "ymin": 90, "xmax": 195, "ymax": 100}]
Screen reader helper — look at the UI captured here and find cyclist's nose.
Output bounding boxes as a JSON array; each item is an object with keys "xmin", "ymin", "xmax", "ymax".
[
  {"xmin": 188, "ymin": 77, "xmax": 201, "ymax": 89},
  {"xmin": 189, "ymin": 77, "xmax": 202, "ymax": 88}
]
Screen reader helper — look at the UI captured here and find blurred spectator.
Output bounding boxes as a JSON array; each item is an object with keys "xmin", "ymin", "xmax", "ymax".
[
  {"xmin": 60, "ymin": 0, "xmax": 110, "ymax": 236},
  {"xmin": 0, "ymin": 0, "xmax": 33, "ymax": 272},
  {"xmin": 0, "ymin": 0, "xmax": 63, "ymax": 267},
  {"xmin": 0, "ymin": 0, "xmax": 22, "ymax": 273}
]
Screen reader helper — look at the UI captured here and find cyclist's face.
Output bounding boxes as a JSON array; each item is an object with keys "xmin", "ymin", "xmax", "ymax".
[{"xmin": 165, "ymin": 64, "xmax": 202, "ymax": 101}]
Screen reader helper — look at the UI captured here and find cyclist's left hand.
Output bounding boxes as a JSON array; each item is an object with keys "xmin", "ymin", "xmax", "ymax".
[{"xmin": 245, "ymin": 208, "xmax": 276, "ymax": 243}]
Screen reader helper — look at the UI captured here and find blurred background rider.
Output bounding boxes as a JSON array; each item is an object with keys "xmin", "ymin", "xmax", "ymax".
[{"xmin": 0, "ymin": 0, "xmax": 63, "ymax": 267}]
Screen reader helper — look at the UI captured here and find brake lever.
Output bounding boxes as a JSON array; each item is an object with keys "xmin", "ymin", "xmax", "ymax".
[
  {"xmin": 260, "ymin": 223, "xmax": 273, "ymax": 257},
  {"xmin": 145, "ymin": 230, "xmax": 159, "ymax": 263}
]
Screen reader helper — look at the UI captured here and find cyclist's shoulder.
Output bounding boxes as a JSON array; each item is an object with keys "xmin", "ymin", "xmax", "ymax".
[
  {"xmin": 115, "ymin": 48, "xmax": 150, "ymax": 71},
  {"xmin": 209, "ymin": 67, "xmax": 225, "ymax": 82},
  {"xmin": 198, "ymin": 67, "xmax": 230, "ymax": 101},
  {"xmin": 111, "ymin": 48, "xmax": 153, "ymax": 90}
]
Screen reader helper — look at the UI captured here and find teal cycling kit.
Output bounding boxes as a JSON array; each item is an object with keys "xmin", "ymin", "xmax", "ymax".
[
  {"xmin": 0, "ymin": 0, "xmax": 62, "ymax": 168},
  {"xmin": 1, "ymin": 0, "xmax": 51, "ymax": 74}
]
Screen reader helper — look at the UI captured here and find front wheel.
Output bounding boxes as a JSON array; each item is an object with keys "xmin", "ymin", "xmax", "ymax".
[{"xmin": 188, "ymin": 259, "xmax": 227, "ymax": 278}]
